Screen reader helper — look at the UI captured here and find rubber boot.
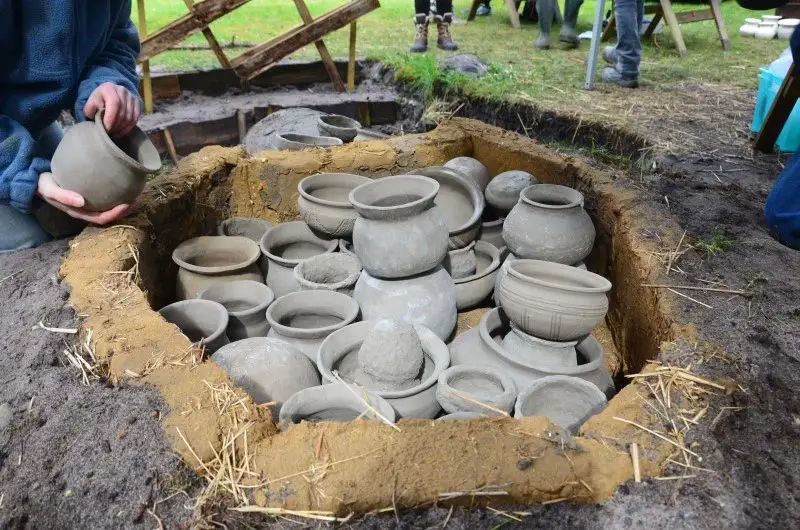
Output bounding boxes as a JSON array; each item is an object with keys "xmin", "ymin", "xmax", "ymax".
[
  {"xmin": 534, "ymin": 0, "xmax": 554, "ymax": 49},
  {"xmin": 410, "ymin": 14, "xmax": 429, "ymax": 53},
  {"xmin": 559, "ymin": 0, "xmax": 584, "ymax": 48},
  {"xmin": 436, "ymin": 13, "xmax": 459, "ymax": 50}
]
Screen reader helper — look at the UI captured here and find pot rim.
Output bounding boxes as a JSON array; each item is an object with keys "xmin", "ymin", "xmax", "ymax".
[
  {"xmin": 453, "ymin": 241, "xmax": 501, "ymax": 285},
  {"xmin": 279, "ymin": 383, "xmax": 396, "ymax": 426},
  {"xmin": 294, "ymin": 253, "xmax": 362, "ymax": 291},
  {"xmin": 411, "ymin": 166, "xmax": 486, "ymax": 236},
  {"xmin": 518, "ymin": 183, "xmax": 584, "ymax": 210},
  {"xmin": 349, "ymin": 175, "xmax": 440, "ymax": 219},
  {"xmin": 198, "ymin": 280, "xmax": 275, "ymax": 317},
  {"xmin": 158, "ymin": 299, "xmax": 228, "ymax": 347},
  {"xmin": 318, "ymin": 114, "xmax": 361, "ymax": 130},
  {"xmin": 259, "ymin": 221, "xmax": 338, "ymax": 267},
  {"xmin": 266, "ymin": 289, "xmax": 360, "ymax": 339},
  {"xmin": 514, "ymin": 374, "xmax": 607, "ymax": 417},
  {"xmin": 276, "ymin": 132, "xmax": 343, "ymax": 148},
  {"xmin": 507, "ymin": 323, "xmax": 579, "ymax": 348},
  {"xmin": 506, "ymin": 259, "xmax": 612, "ymax": 294},
  {"xmin": 94, "ymin": 111, "xmax": 161, "ymax": 173},
  {"xmin": 219, "ymin": 217, "xmax": 272, "ymax": 237},
  {"xmin": 437, "ymin": 364, "xmax": 516, "ymax": 405},
  {"xmin": 172, "ymin": 236, "xmax": 261, "ymax": 274},
  {"xmin": 298, "ymin": 173, "xmax": 371, "ymax": 209}
]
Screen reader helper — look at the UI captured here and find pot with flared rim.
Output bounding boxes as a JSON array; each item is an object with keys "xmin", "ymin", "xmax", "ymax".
[
  {"xmin": 158, "ymin": 299, "xmax": 229, "ymax": 354},
  {"xmin": 501, "ymin": 323, "xmax": 578, "ymax": 370},
  {"xmin": 172, "ymin": 236, "xmax": 263, "ymax": 300},
  {"xmin": 453, "ymin": 240, "xmax": 501, "ymax": 310},
  {"xmin": 298, "ymin": 172, "xmax": 371, "ymax": 238},
  {"xmin": 278, "ymin": 383, "xmax": 396, "ymax": 429},
  {"xmin": 198, "ymin": 280, "xmax": 275, "ymax": 341}
]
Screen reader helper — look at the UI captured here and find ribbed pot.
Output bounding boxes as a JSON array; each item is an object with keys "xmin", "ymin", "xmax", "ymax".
[
  {"xmin": 503, "ymin": 184, "xmax": 595, "ymax": 264},
  {"xmin": 298, "ymin": 173, "xmax": 371, "ymax": 238},
  {"xmin": 435, "ymin": 365, "xmax": 516, "ymax": 415},
  {"xmin": 514, "ymin": 375, "xmax": 607, "ymax": 434},
  {"xmin": 198, "ymin": 280, "xmax": 275, "ymax": 341},
  {"xmin": 158, "ymin": 299, "xmax": 229, "ymax": 354},
  {"xmin": 494, "ymin": 252, "xmax": 586, "ymax": 305},
  {"xmin": 172, "ymin": 236, "xmax": 263, "ymax": 300}
]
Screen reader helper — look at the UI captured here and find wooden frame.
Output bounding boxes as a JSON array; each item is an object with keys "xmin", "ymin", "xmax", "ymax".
[{"xmin": 754, "ymin": 63, "xmax": 800, "ymax": 153}]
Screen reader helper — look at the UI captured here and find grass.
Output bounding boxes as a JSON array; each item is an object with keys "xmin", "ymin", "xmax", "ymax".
[{"xmin": 694, "ymin": 229, "xmax": 734, "ymax": 254}]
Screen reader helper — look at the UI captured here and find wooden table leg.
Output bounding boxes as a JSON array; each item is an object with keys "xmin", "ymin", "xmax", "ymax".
[
  {"xmin": 709, "ymin": 0, "xmax": 731, "ymax": 51},
  {"xmin": 642, "ymin": 12, "xmax": 662, "ymax": 38},
  {"xmin": 659, "ymin": 0, "xmax": 688, "ymax": 57},
  {"xmin": 293, "ymin": 0, "xmax": 346, "ymax": 92},
  {"xmin": 136, "ymin": 0, "xmax": 153, "ymax": 113},
  {"xmin": 348, "ymin": 21, "xmax": 357, "ymax": 92},
  {"xmin": 505, "ymin": 0, "xmax": 522, "ymax": 28},
  {"xmin": 755, "ymin": 63, "xmax": 799, "ymax": 153}
]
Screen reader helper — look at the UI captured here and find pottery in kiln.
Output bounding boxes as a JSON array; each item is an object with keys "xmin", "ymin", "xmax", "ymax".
[
  {"xmin": 198, "ymin": 280, "xmax": 274, "ymax": 341},
  {"xmin": 317, "ymin": 114, "xmax": 361, "ymax": 142},
  {"xmin": 354, "ymin": 266, "xmax": 457, "ymax": 341},
  {"xmin": 478, "ymin": 209, "xmax": 506, "ymax": 249},
  {"xmin": 514, "ymin": 375, "xmax": 607, "ymax": 434},
  {"xmin": 217, "ymin": 217, "xmax": 273, "ymax": 241},
  {"xmin": 503, "ymin": 184, "xmax": 595, "ymax": 265},
  {"xmin": 158, "ymin": 299, "xmax": 229, "ymax": 353},
  {"xmin": 51, "ymin": 112, "xmax": 161, "ymax": 211},
  {"xmin": 437, "ymin": 411, "xmax": 485, "ymax": 420},
  {"xmin": 444, "ymin": 241, "xmax": 477, "ymax": 279},
  {"xmin": 317, "ymin": 321, "xmax": 450, "ymax": 419},
  {"xmin": 278, "ymin": 384, "xmax": 396, "ymax": 429},
  {"xmin": 501, "ymin": 324, "xmax": 578, "ymax": 370},
  {"xmin": 259, "ymin": 221, "xmax": 338, "ymax": 297},
  {"xmin": 443, "ymin": 156, "xmax": 490, "ymax": 191},
  {"xmin": 266, "ymin": 289, "xmax": 360, "ymax": 362},
  {"xmin": 454, "ymin": 241, "xmax": 502, "ymax": 310},
  {"xmin": 298, "ymin": 173, "xmax": 371, "ymax": 238},
  {"xmin": 294, "ymin": 252, "xmax": 362, "ymax": 296},
  {"xmin": 484, "ymin": 170, "xmax": 536, "ymax": 213},
  {"xmin": 211, "ymin": 337, "xmax": 320, "ymax": 415},
  {"xmin": 356, "ymin": 319, "xmax": 425, "ymax": 390},
  {"xmin": 349, "ymin": 175, "xmax": 449, "ymax": 278},
  {"xmin": 436, "ymin": 365, "xmax": 516, "ymax": 415},
  {"xmin": 273, "ymin": 133, "xmax": 343, "ymax": 150},
  {"xmin": 172, "ymin": 236, "xmax": 263, "ymax": 300},
  {"xmin": 494, "ymin": 252, "xmax": 585, "ymax": 305}
]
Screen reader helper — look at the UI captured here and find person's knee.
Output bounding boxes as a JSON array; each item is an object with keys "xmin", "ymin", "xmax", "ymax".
[{"xmin": 764, "ymin": 186, "xmax": 800, "ymax": 250}]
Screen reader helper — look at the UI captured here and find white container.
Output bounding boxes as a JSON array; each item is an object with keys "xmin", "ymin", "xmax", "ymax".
[
  {"xmin": 763, "ymin": 15, "xmax": 783, "ymax": 24},
  {"xmin": 755, "ymin": 21, "xmax": 778, "ymax": 40},
  {"xmin": 778, "ymin": 18, "xmax": 799, "ymax": 40},
  {"xmin": 739, "ymin": 18, "xmax": 761, "ymax": 37}
]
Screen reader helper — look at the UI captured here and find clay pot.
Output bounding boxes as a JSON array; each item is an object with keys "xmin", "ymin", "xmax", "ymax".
[
  {"xmin": 443, "ymin": 156, "xmax": 490, "ymax": 191},
  {"xmin": 755, "ymin": 20, "xmax": 778, "ymax": 39},
  {"xmin": 266, "ymin": 290, "xmax": 360, "ymax": 362},
  {"xmin": 503, "ymin": 184, "xmax": 595, "ymax": 264},
  {"xmin": 273, "ymin": 133, "xmax": 343, "ymax": 150},
  {"xmin": 478, "ymin": 209, "xmax": 506, "ymax": 249},
  {"xmin": 354, "ymin": 266, "xmax": 457, "ymax": 341},
  {"xmin": 158, "ymin": 299, "xmax": 229, "ymax": 353},
  {"xmin": 448, "ymin": 308, "xmax": 614, "ymax": 397},
  {"xmin": 436, "ymin": 365, "xmax": 516, "ymax": 415},
  {"xmin": 501, "ymin": 324, "xmax": 578, "ymax": 370},
  {"xmin": 51, "ymin": 112, "xmax": 161, "ymax": 211},
  {"xmin": 217, "ymin": 217, "xmax": 273, "ymax": 241},
  {"xmin": 172, "ymin": 236, "xmax": 263, "ymax": 300},
  {"xmin": 318, "ymin": 321, "xmax": 451, "ymax": 419},
  {"xmin": 412, "ymin": 167, "xmax": 485, "ymax": 249},
  {"xmin": 778, "ymin": 18, "xmax": 799, "ymax": 39},
  {"xmin": 497, "ymin": 259, "xmax": 612, "ymax": 341},
  {"xmin": 444, "ymin": 241, "xmax": 477, "ymax": 279},
  {"xmin": 294, "ymin": 252, "xmax": 362, "ymax": 295},
  {"xmin": 454, "ymin": 241, "xmax": 502, "ymax": 310},
  {"xmin": 349, "ymin": 175, "xmax": 449, "ymax": 278},
  {"xmin": 198, "ymin": 280, "xmax": 275, "ymax": 341},
  {"xmin": 259, "ymin": 221, "xmax": 338, "ymax": 297},
  {"xmin": 739, "ymin": 17, "xmax": 760, "ymax": 36},
  {"xmin": 485, "ymin": 170, "xmax": 537, "ymax": 213},
  {"xmin": 514, "ymin": 375, "xmax": 607, "ymax": 434},
  {"xmin": 211, "ymin": 337, "xmax": 320, "ymax": 414},
  {"xmin": 338, "ymin": 239, "xmax": 356, "ymax": 258},
  {"xmin": 278, "ymin": 384, "xmax": 396, "ymax": 428},
  {"xmin": 317, "ymin": 114, "xmax": 361, "ymax": 142},
  {"xmin": 437, "ymin": 411, "xmax": 485, "ymax": 420},
  {"xmin": 298, "ymin": 173, "xmax": 371, "ymax": 238},
  {"xmin": 494, "ymin": 252, "xmax": 585, "ymax": 305}
]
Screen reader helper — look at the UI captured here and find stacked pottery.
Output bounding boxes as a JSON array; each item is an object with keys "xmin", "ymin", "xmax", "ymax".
[
  {"xmin": 349, "ymin": 175, "xmax": 457, "ymax": 340},
  {"xmin": 172, "ymin": 236, "xmax": 264, "ymax": 300},
  {"xmin": 479, "ymin": 170, "xmax": 536, "ymax": 256},
  {"xmin": 199, "ymin": 280, "xmax": 275, "ymax": 341}
]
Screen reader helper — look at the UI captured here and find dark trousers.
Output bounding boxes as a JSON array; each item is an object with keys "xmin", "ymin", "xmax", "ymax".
[{"xmin": 415, "ymin": 0, "xmax": 453, "ymax": 15}]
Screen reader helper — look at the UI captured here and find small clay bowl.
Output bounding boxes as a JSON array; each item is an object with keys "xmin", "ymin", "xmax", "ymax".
[
  {"xmin": 318, "ymin": 115, "xmax": 361, "ymax": 142},
  {"xmin": 273, "ymin": 133, "xmax": 343, "ymax": 151}
]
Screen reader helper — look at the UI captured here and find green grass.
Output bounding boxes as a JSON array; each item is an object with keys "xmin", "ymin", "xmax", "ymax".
[{"xmin": 694, "ymin": 229, "xmax": 734, "ymax": 254}]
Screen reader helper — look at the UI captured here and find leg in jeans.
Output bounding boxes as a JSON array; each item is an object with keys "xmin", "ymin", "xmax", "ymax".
[{"xmin": 614, "ymin": 0, "xmax": 643, "ymax": 80}]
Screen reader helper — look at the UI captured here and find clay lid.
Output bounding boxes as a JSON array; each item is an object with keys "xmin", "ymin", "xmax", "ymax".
[{"xmin": 357, "ymin": 319, "xmax": 424, "ymax": 386}]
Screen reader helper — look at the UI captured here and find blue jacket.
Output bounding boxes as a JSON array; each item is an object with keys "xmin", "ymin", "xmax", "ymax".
[{"xmin": 0, "ymin": 1, "xmax": 141, "ymax": 213}]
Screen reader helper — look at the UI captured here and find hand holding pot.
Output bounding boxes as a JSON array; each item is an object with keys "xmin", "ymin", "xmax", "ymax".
[
  {"xmin": 36, "ymin": 171, "xmax": 130, "ymax": 225},
  {"xmin": 83, "ymin": 83, "xmax": 142, "ymax": 137}
]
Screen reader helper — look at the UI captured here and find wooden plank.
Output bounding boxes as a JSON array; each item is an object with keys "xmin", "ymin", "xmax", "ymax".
[
  {"xmin": 232, "ymin": 0, "xmax": 379, "ymax": 81},
  {"xmin": 137, "ymin": 0, "xmax": 153, "ymax": 113},
  {"xmin": 348, "ymin": 21, "xmax": 357, "ymax": 91},
  {"xmin": 674, "ymin": 10, "xmax": 713, "ymax": 24},
  {"xmin": 139, "ymin": 0, "xmax": 252, "ymax": 62},
  {"xmin": 755, "ymin": 63, "xmax": 798, "ymax": 153},
  {"xmin": 642, "ymin": 12, "xmax": 662, "ymax": 39},
  {"xmin": 181, "ymin": 0, "xmax": 233, "ymax": 68},
  {"xmin": 292, "ymin": 0, "xmax": 346, "ymax": 91}
]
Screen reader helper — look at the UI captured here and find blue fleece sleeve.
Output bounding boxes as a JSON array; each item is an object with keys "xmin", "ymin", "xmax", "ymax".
[
  {"xmin": 0, "ymin": 116, "xmax": 51, "ymax": 213},
  {"xmin": 74, "ymin": 1, "xmax": 142, "ymax": 121},
  {"xmin": 764, "ymin": 151, "xmax": 800, "ymax": 250}
]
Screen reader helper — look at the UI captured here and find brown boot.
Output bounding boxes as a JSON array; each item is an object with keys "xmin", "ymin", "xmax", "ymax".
[
  {"xmin": 410, "ymin": 14, "xmax": 429, "ymax": 53},
  {"xmin": 436, "ymin": 13, "xmax": 458, "ymax": 51}
]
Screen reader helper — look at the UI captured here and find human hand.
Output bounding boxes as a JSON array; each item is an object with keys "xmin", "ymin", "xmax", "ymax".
[
  {"xmin": 83, "ymin": 83, "xmax": 142, "ymax": 137},
  {"xmin": 36, "ymin": 172, "xmax": 130, "ymax": 225}
]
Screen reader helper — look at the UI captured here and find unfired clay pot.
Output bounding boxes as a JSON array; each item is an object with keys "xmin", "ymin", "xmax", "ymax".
[
  {"xmin": 278, "ymin": 384, "xmax": 396, "ymax": 429},
  {"xmin": 444, "ymin": 241, "xmax": 477, "ymax": 279},
  {"xmin": 217, "ymin": 217, "xmax": 273, "ymax": 241},
  {"xmin": 211, "ymin": 337, "xmax": 320, "ymax": 415},
  {"xmin": 501, "ymin": 324, "xmax": 578, "ymax": 370},
  {"xmin": 266, "ymin": 290, "xmax": 360, "ymax": 362},
  {"xmin": 259, "ymin": 221, "xmax": 338, "ymax": 297},
  {"xmin": 317, "ymin": 321, "xmax": 451, "ymax": 419},
  {"xmin": 51, "ymin": 112, "xmax": 161, "ymax": 211},
  {"xmin": 298, "ymin": 173, "xmax": 371, "ymax": 238},
  {"xmin": 454, "ymin": 240, "xmax": 501, "ymax": 310},
  {"xmin": 437, "ymin": 411, "xmax": 485, "ymax": 420},
  {"xmin": 484, "ymin": 170, "xmax": 536, "ymax": 213},
  {"xmin": 350, "ymin": 175, "xmax": 449, "ymax": 278},
  {"xmin": 273, "ymin": 133, "xmax": 343, "ymax": 150},
  {"xmin": 198, "ymin": 280, "xmax": 275, "ymax": 341},
  {"xmin": 444, "ymin": 156, "xmax": 490, "ymax": 191},
  {"xmin": 294, "ymin": 252, "xmax": 362, "ymax": 295},
  {"xmin": 503, "ymin": 184, "xmax": 595, "ymax": 264},
  {"xmin": 317, "ymin": 114, "xmax": 361, "ymax": 142},
  {"xmin": 354, "ymin": 266, "xmax": 457, "ymax": 341},
  {"xmin": 158, "ymin": 299, "xmax": 229, "ymax": 353},
  {"xmin": 412, "ymin": 167, "xmax": 485, "ymax": 249},
  {"xmin": 494, "ymin": 252, "xmax": 585, "ymax": 305},
  {"xmin": 448, "ymin": 308, "xmax": 614, "ymax": 397},
  {"xmin": 514, "ymin": 375, "xmax": 607, "ymax": 434},
  {"xmin": 478, "ymin": 209, "xmax": 506, "ymax": 249},
  {"xmin": 172, "ymin": 236, "xmax": 263, "ymax": 300},
  {"xmin": 436, "ymin": 365, "xmax": 516, "ymax": 415},
  {"xmin": 497, "ymin": 259, "xmax": 612, "ymax": 341}
]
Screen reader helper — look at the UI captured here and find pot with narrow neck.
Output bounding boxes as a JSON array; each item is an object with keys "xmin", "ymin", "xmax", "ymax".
[
  {"xmin": 198, "ymin": 280, "xmax": 275, "ymax": 341},
  {"xmin": 158, "ymin": 299, "xmax": 229, "ymax": 354},
  {"xmin": 172, "ymin": 236, "xmax": 263, "ymax": 300},
  {"xmin": 298, "ymin": 173, "xmax": 371, "ymax": 238}
]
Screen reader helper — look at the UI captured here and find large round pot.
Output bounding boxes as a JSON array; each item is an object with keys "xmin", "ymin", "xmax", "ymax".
[
  {"xmin": 354, "ymin": 266, "xmax": 457, "ymax": 341},
  {"xmin": 497, "ymin": 259, "xmax": 612, "ymax": 341},
  {"xmin": 515, "ymin": 375, "xmax": 607, "ymax": 434},
  {"xmin": 199, "ymin": 280, "xmax": 275, "ymax": 341},
  {"xmin": 259, "ymin": 221, "xmax": 338, "ymax": 297},
  {"xmin": 51, "ymin": 112, "xmax": 161, "ymax": 211},
  {"xmin": 349, "ymin": 175, "xmax": 449, "ymax": 278},
  {"xmin": 436, "ymin": 365, "xmax": 516, "ymax": 415},
  {"xmin": 298, "ymin": 173, "xmax": 371, "ymax": 238},
  {"xmin": 454, "ymin": 241, "xmax": 501, "ymax": 310},
  {"xmin": 294, "ymin": 252, "xmax": 362, "ymax": 296},
  {"xmin": 217, "ymin": 217, "xmax": 273, "ymax": 241},
  {"xmin": 211, "ymin": 337, "xmax": 320, "ymax": 415},
  {"xmin": 279, "ymin": 384, "xmax": 396, "ymax": 429},
  {"xmin": 501, "ymin": 324, "xmax": 578, "ymax": 370},
  {"xmin": 485, "ymin": 170, "xmax": 536, "ymax": 213},
  {"xmin": 318, "ymin": 321, "xmax": 450, "ymax": 419},
  {"xmin": 172, "ymin": 236, "xmax": 263, "ymax": 300},
  {"xmin": 273, "ymin": 133, "xmax": 343, "ymax": 150},
  {"xmin": 443, "ymin": 156, "xmax": 490, "ymax": 191},
  {"xmin": 266, "ymin": 290, "xmax": 360, "ymax": 362},
  {"xmin": 158, "ymin": 299, "xmax": 229, "ymax": 354},
  {"xmin": 412, "ymin": 167, "xmax": 485, "ymax": 249},
  {"xmin": 317, "ymin": 114, "xmax": 361, "ymax": 142},
  {"xmin": 503, "ymin": 184, "xmax": 595, "ymax": 264},
  {"xmin": 448, "ymin": 308, "xmax": 614, "ymax": 397}
]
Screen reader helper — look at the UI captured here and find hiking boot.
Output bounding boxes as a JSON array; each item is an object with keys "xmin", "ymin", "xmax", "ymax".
[
  {"xmin": 559, "ymin": 26, "xmax": 579, "ymax": 48},
  {"xmin": 436, "ymin": 13, "xmax": 458, "ymax": 50},
  {"xmin": 410, "ymin": 14, "xmax": 429, "ymax": 53},
  {"xmin": 560, "ymin": 0, "xmax": 582, "ymax": 48},
  {"xmin": 476, "ymin": 3, "xmax": 492, "ymax": 16},
  {"xmin": 602, "ymin": 45, "xmax": 618, "ymax": 65},
  {"xmin": 534, "ymin": 34, "xmax": 551, "ymax": 49},
  {"xmin": 602, "ymin": 67, "xmax": 638, "ymax": 88}
]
